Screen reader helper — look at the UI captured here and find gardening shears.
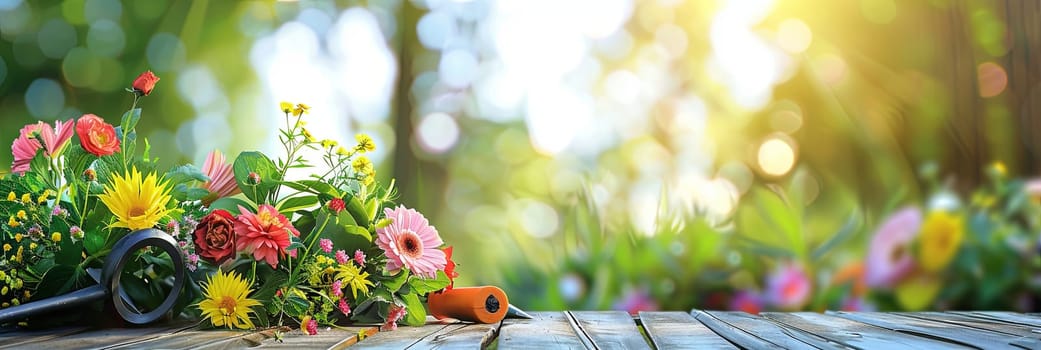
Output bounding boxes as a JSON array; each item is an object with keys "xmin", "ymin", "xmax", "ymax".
[{"xmin": 0, "ymin": 229, "xmax": 185, "ymax": 325}]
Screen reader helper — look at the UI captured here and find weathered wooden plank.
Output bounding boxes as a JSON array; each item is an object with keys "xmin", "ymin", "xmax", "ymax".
[
  {"xmin": 498, "ymin": 312, "xmax": 589, "ymax": 349},
  {"xmin": 0, "ymin": 326, "xmax": 91, "ymax": 349},
  {"xmin": 567, "ymin": 311, "xmax": 650, "ymax": 350},
  {"xmin": 951, "ymin": 311, "xmax": 1041, "ymax": 328},
  {"xmin": 249, "ymin": 326, "xmax": 378, "ymax": 349},
  {"xmin": 639, "ymin": 311, "xmax": 737, "ymax": 349},
  {"xmin": 15, "ymin": 322, "xmax": 196, "ymax": 350},
  {"xmin": 349, "ymin": 324, "xmax": 454, "ymax": 349},
  {"xmin": 696, "ymin": 311, "xmax": 833, "ymax": 350},
  {"xmin": 405, "ymin": 323, "xmax": 499, "ymax": 349},
  {"xmin": 830, "ymin": 311, "xmax": 1040, "ymax": 349},
  {"xmin": 763, "ymin": 312, "xmax": 967, "ymax": 349},
  {"xmin": 899, "ymin": 312, "xmax": 1041, "ymax": 338},
  {"xmin": 106, "ymin": 328, "xmax": 277, "ymax": 349}
]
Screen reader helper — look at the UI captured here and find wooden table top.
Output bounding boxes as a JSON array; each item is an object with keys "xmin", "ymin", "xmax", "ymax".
[{"xmin": 3, "ymin": 310, "xmax": 1041, "ymax": 349}]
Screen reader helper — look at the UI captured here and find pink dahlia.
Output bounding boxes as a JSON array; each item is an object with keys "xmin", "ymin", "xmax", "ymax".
[
  {"xmin": 234, "ymin": 205, "xmax": 300, "ymax": 268},
  {"xmin": 201, "ymin": 150, "xmax": 241, "ymax": 202},
  {"xmin": 865, "ymin": 207, "xmax": 922, "ymax": 288},
  {"xmin": 765, "ymin": 264, "xmax": 811, "ymax": 310},
  {"xmin": 375, "ymin": 205, "xmax": 446, "ymax": 278}
]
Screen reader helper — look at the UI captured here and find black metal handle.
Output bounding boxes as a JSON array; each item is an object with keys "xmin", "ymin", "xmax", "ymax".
[{"xmin": 0, "ymin": 229, "xmax": 185, "ymax": 325}]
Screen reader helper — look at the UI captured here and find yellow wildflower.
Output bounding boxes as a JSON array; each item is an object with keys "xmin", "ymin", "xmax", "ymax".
[
  {"xmin": 14, "ymin": 234, "xmax": 21, "ymax": 243},
  {"xmin": 334, "ymin": 263, "xmax": 374, "ymax": 299},
  {"xmin": 0, "ymin": 271, "xmax": 6, "ymax": 279},
  {"xmin": 991, "ymin": 161, "xmax": 1007, "ymax": 177},
  {"xmin": 918, "ymin": 211, "xmax": 964, "ymax": 272},
  {"xmin": 1, "ymin": 244, "xmax": 8, "ymax": 252},
  {"xmin": 7, "ymin": 216, "xmax": 18, "ymax": 227},
  {"xmin": 352, "ymin": 156, "xmax": 373, "ymax": 174},
  {"xmin": 354, "ymin": 133, "xmax": 375, "ymax": 153},
  {"xmin": 363, "ymin": 173, "xmax": 375, "ymax": 186},
  {"xmin": 280, "ymin": 102, "xmax": 294, "ymax": 114},
  {"xmin": 320, "ymin": 139, "xmax": 338, "ymax": 149},
  {"xmin": 15, "ymin": 210, "xmax": 25, "ymax": 220},
  {"xmin": 6, "ymin": 192, "xmax": 14, "ymax": 201},
  {"xmin": 19, "ymin": 194, "xmax": 30, "ymax": 204},
  {"xmin": 29, "ymin": 243, "xmax": 36, "ymax": 250},
  {"xmin": 336, "ymin": 146, "xmax": 350, "ymax": 157},
  {"xmin": 301, "ymin": 128, "xmax": 315, "ymax": 142},
  {"xmin": 51, "ymin": 232, "xmax": 61, "ymax": 243},
  {"xmin": 293, "ymin": 103, "xmax": 311, "ymax": 117}
]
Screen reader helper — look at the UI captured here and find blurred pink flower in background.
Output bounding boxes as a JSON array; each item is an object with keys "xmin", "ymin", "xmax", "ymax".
[
  {"xmin": 729, "ymin": 291, "xmax": 763, "ymax": 314},
  {"xmin": 613, "ymin": 289, "xmax": 659, "ymax": 315},
  {"xmin": 765, "ymin": 264, "xmax": 811, "ymax": 309},
  {"xmin": 841, "ymin": 297, "xmax": 875, "ymax": 311},
  {"xmin": 865, "ymin": 207, "xmax": 922, "ymax": 287}
]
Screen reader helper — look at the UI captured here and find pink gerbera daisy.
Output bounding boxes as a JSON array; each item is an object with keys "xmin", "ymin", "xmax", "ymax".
[
  {"xmin": 234, "ymin": 205, "xmax": 300, "ymax": 268},
  {"xmin": 865, "ymin": 207, "xmax": 922, "ymax": 288},
  {"xmin": 375, "ymin": 205, "xmax": 446, "ymax": 278},
  {"xmin": 201, "ymin": 150, "xmax": 241, "ymax": 202}
]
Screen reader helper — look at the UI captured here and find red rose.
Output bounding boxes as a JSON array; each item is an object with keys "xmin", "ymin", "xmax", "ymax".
[
  {"xmin": 193, "ymin": 209, "xmax": 237, "ymax": 264},
  {"xmin": 132, "ymin": 71, "xmax": 160, "ymax": 96},
  {"xmin": 76, "ymin": 114, "xmax": 120, "ymax": 156}
]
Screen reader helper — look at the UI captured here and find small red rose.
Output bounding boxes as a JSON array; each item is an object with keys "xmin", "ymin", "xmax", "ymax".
[
  {"xmin": 193, "ymin": 209, "xmax": 237, "ymax": 264},
  {"xmin": 132, "ymin": 70, "xmax": 160, "ymax": 96}
]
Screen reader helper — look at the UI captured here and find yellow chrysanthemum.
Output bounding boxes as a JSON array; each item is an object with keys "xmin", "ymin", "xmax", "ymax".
[
  {"xmin": 7, "ymin": 217, "xmax": 18, "ymax": 228},
  {"xmin": 19, "ymin": 194, "xmax": 29, "ymax": 204},
  {"xmin": 362, "ymin": 173, "xmax": 375, "ymax": 186},
  {"xmin": 320, "ymin": 139, "xmax": 338, "ymax": 149},
  {"xmin": 336, "ymin": 146, "xmax": 350, "ymax": 157},
  {"xmin": 293, "ymin": 103, "xmax": 311, "ymax": 117},
  {"xmin": 98, "ymin": 167, "xmax": 174, "ymax": 231},
  {"xmin": 280, "ymin": 102, "xmax": 294, "ymax": 114},
  {"xmin": 51, "ymin": 232, "xmax": 61, "ymax": 243},
  {"xmin": 918, "ymin": 211, "xmax": 964, "ymax": 272},
  {"xmin": 13, "ymin": 234, "xmax": 21, "ymax": 243},
  {"xmin": 334, "ymin": 263, "xmax": 374, "ymax": 299},
  {"xmin": 6, "ymin": 192, "xmax": 14, "ymax": 201},
  {"xmin": 354, "ymin": 133, "xmax": 375, "ymax": 153},
  {"xmin": 196, "ymin": 270, "xmax": 261, "ymax": 330},
  {"xmin": 15, "ymin": 211, "xmax": 25, "ymax": 220},
  {"xmin": 352, "ymin": 156, "xmax": 373, "ymax": 174}
]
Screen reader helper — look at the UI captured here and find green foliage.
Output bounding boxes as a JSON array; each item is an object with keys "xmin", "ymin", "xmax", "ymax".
[{"xmin": 233, "ymin": 151, "xmax": 280, "ymax": 204}]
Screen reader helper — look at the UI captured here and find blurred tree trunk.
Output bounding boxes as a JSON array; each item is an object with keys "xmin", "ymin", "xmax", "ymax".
[{"xmin": 392, "ymin": 1, "xmax": 421, "ymax": 206}]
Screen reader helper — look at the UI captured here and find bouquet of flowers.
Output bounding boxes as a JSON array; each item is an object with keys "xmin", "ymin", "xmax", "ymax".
[{"xmin": 0, "ymin": 71, "xmax": 459, "ymax": 333}]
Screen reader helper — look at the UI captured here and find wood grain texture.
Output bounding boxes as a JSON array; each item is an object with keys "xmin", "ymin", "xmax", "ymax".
[
  {"xmin": 639, "ymin": 311, "xmax": 736, "ymax": 349},
  {"xmin": 898, "ymin": 312, "xmax": 1041, "ymax": 338},
  {"xmin": 347, "ymin": 324, "xmax": 453, "ymax": 349},
  {"xmin": 12, "ymin": 322, "xmax": 197, "ymax": 350},
  {"xmin": 695, "ymin": 311, "xmax": 830, "ymax": 350},
  {"xmin": 105, "ymin": 328, "xmax": 278, "ymax": 350},
  {"xmin": 248, "ymin": 326, "xmax": 378, "ymax": 349},
  {"xmin": 498, "ymin": 312, "xmax": 589, "ymax": 349},
  {"xmin": 567, "ymin": 311, "xmax": 650, "ymax": 350},
  {"xmin": 829, "ymin": 311, "xmax": 1039, "ymax": 350},
  {"xmin": 0, "ymin": 326, "xmax": 91, "ymax": 349},
  {"xmin": 951, "ymin": 311, "xmax": 1041, "ymax": 328},
  {"xmin": 405, "ymin": 323, "xmax": 499, "ymax": 349},
  {"xmin": 763, "ymin": 312, "xmax": 967, "ymax": 349}
]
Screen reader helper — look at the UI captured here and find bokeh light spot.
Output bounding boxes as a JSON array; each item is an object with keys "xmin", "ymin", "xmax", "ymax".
[
  {"xmin": 62, "ymin": 47, "xmax": 101, "ymax": 88},
  {"xmin": 146, "ymin": 33, "xmax": 187, "ymax": 73},
  {"xmin": 439, "ymin": 49, "xmax": 478, "ymax": 88},
  {"xmin": 87, "ymin": 20, "xmax": 126, "ymax": 58},
  {"xmin": 815, "ymin": 53, "xmax": 848, "ymax": 86},
  {"xmin": 757, "ymin": 136, "xmax": 796, "ymax": 177},
  {"xmin": 516, "ymin": 199, "xmax": 559, "ymax": 238},
  {"xmin": 37, "ymin": 19, "xmax": 77, "ymax": 59},
  {"xmin": 416, "ymin": 112, "xmax": 460, "ymax": 154},
  {"xmin": 977, "ymin": 61, "xmax": 1007, "ymax": 98},
  {"xmin": 61, "ymin": 0, "xmax": 86, "ymax": 25},
  {"xmin": 776, "ymin": 18, "xmax": 812, "ymax": 54},
  {"xmin": 84, "ymin": 0, "xmax": 121, "ymax": 23},
  {"xmin": 417, "ymin": 10, "xmax": 456, "ymax": 50},
  {"xmin": 24, "ymin": 78, "xmax": 65, "ymax": 120},
  {"xmin": 0, "ymin": 3, "xmax": 31, "ymax": 38},
  {"xmin": 860, "ymin": 0, "xmax": 896, "ymax": 24}
]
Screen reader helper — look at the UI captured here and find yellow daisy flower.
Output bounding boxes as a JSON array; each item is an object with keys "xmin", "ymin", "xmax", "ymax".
[
  {"xmin": 19, "ymin": 194, "xmax": 30, "ymax": 204},
  {"xmin": 98, "ymin": 167, "xmax": 174, "ymax": 231},
  {"xmin": 301, "ymin": 128, "xmax": 316, "ymax": 143},
  {"xmin": 15, "ymin": 210, "xmax": 26, "ymax": 220},
  {"xmin": 354, "ymin": 133, "xmax": 375, "ymax": 153},
  {"xmin": 6, "ymin": 192, "xmax": 14, "ymax": 201},
  {"xmin": 336, "ymin": 146, "xmax": 350, "ymax": 157},
  {"xmin": 320, "ymin": 139, "xmax": 338, "ymax": 149},
  {"xmin": 334, "ymin": 263, "xmax": 374, "ymax": 299},
  {"xmin": 196, "ymin": 270, "xmax": 261, "ymax": 330},
  {"xmin": 293, "ymin": 103, "xmax": 311, "ymax": 117},
  {"xmin": 280, "ymin": 102, "xmax": 294, "ymax": 114},
  {"xmin": 352, "ymin": 156, "xmax": 373, "ymax": 174},
  {"xmin": 918, "ymin": 211, "xmax": 964, "ymax": 272}
]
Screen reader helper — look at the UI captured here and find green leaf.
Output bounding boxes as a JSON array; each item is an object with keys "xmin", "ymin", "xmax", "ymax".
[
  {"xmin": 232, "ymin": 151, "xmax": 280, "ymax": 204},
  {"xmin": 120, "ymin": 108, "xmax": 142, "ymax": 137},
  {"xmin": 285, "ymin": 295, "xmax": 310, "ymax": 317},
  {"xmin": 401, "ymin": 293, "xmax": 426, "ymax": 327},
  {"xmin": 33, "ymin": 265, "xmax": 80, "ymax": 300},
  {"xmin": 408, "ymin": 271, "xmax": 450, "ymax": 295},
  {"xmin": 209, "ymin": 197, "xmax": 256, "ymax": 213},
  {"xmin": 295, "ymin": 180, "xmax": 339, "ymax": 197},
  {"xmin": 811, "ymin": 212, "xmax": 861, "ymax": 261},
  {"xmin": 345, "ymin": 195, "xmax": 369, "ymax": 227},
  {"xmin": 50, "ymin": 218, "xmax": 82, "ymax": 266},
  {"xmin": 165, "ymin": 164, "xmax": 209, "ymax": 187},
  {"xmin": 277, "ymin": 195, "xmax": 318, "ymax": 215},
  {"xmin": 380, "ymin": 269, "xmax": 409, "ymax": 293}
]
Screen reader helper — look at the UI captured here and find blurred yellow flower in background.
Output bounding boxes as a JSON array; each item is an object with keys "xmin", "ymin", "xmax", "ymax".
[
  {"xmin": 293, "ymin": 103, "xmax": 310, "ymax": 117},
  {"xmin": 280, "ymin": 102, "xmax": 293, "ymax": 114},
  {"xmin": 355, "ymin": 133, "xmax": 375, "ymax": 153},
  {"xmin": 918, "ymin": 211, "xmax": 964, "ymax": 272}
]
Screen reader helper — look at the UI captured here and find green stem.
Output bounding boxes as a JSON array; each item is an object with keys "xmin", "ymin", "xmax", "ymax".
[
  {"xmin": 79, "ymin": 248, "xmax": 112, "ymax": 269},
  {"xmin": 288, "ymin": 214, "xmax": 331, "ymax": 285}
]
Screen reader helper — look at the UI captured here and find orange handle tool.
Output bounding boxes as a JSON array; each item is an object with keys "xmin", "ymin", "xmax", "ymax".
[{"xmin": 428, "ymin": 286, "xmax": 509, "ymax": 324}]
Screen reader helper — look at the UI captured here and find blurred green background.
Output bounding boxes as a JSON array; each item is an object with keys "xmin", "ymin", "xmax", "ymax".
[{"xmin": 2, "ymin": 0, "xmax": 1040, "ymax": 312}]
